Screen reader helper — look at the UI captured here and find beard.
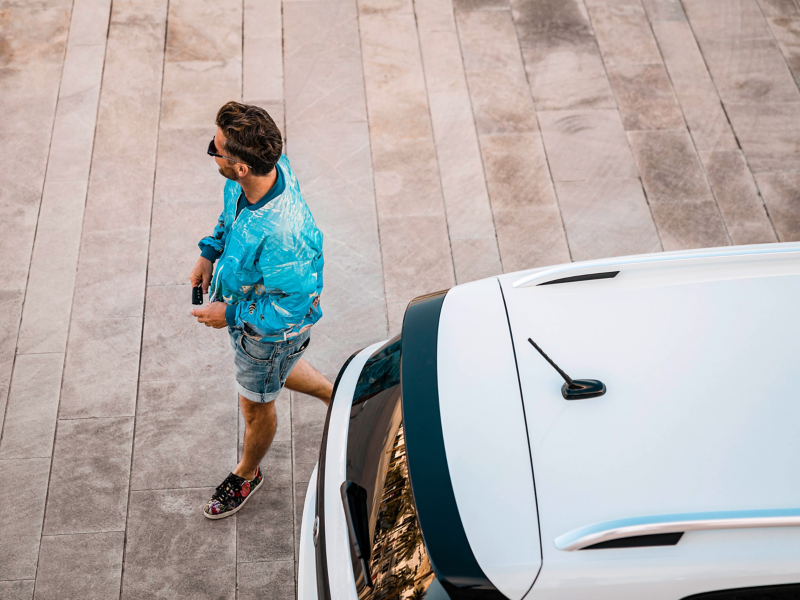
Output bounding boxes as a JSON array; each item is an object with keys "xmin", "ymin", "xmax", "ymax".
[{"xmin": 218, "ymin": 163, "xmax": 239, "ymax": 181}]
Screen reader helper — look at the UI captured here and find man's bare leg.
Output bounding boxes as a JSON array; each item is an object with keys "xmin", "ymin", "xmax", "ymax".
[
  {"xmin": 285, "ymin": 357, "xmax": 333, "ymax": 404},
  {"xmin": 234, "ymin": 395, "xmax": 276, "ymax": 481}
]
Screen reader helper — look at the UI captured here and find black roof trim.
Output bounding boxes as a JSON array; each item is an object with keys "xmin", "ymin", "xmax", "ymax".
[
  {"xmin": 582, "ymin": 532, "xmax": 683, "ymax": 550},
  {"xmin": 681, "ymin": 583, "xmax": 800, "ymax": 599},
  {"xmin": 401, "ymin": 291, "xmax": 507, "ymax": 600},
  {"xmin": 538, "ymin": 271, "xmax": 620, "ymax": 286}
]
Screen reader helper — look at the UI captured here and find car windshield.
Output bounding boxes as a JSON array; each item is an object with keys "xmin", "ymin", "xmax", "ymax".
[{"xmin": 344, "ymin": 337, "xmax": 446, "ymax": 600}]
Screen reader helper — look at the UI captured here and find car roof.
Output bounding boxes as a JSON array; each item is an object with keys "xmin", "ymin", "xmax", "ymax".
[{"xmin": 497, "ymin": 242, "xmax": 800, "ymax": 562}]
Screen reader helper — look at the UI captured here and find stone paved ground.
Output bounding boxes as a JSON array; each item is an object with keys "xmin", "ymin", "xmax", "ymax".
[{"xmin": 1, "ymin": 0, "xmax": 799, "ymax": 597}]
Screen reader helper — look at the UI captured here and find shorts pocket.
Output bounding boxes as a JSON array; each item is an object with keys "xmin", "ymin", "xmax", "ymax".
[
  {"xmin": 239, "ymin": 334, "xmax": 276, "ymax": 363},
  {"xmin": 280, "ymin": 337, "xmax": 310, "ymax": 381}
]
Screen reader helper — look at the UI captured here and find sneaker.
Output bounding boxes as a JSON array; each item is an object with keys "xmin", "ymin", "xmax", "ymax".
[{"xmin": 203, "ymin": 466, "xmax": 264, "ymax": 519}]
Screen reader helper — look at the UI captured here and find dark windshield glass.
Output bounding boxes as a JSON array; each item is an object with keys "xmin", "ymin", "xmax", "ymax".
[{"xmin": 345, "ymin": 337, "xmax": 441, "ymax": 600}]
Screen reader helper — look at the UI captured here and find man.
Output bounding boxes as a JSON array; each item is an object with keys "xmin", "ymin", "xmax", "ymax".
[{"xmin": 190, "ymin": 101, "xmax": 333, "ymax": 519}]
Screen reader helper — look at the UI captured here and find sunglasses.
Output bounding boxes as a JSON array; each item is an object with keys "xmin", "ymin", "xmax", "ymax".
[{"xmin": 207, "ymin": 138, "xmax": 251, "ymax": 169}]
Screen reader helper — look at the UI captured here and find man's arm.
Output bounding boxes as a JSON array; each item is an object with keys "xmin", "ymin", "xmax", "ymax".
[{"xmin": 190, "ymin": 209, "xmax": 228, "ymax": 293}]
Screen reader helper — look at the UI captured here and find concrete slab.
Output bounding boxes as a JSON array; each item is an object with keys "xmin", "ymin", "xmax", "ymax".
[
  {"xmin": 44, "ymin": 417, "xmax": 134, "ymax": 535},
  {"xmin": 0, "ymin": 353, "xmax": 63, "ymax": 460},
  {"xmin": 34, "ymin": 532, "xmax": 124, "ymax": 600},
  {"xmin": 121, "ymin": 488, "xmax": 235, "ymax": 600}
]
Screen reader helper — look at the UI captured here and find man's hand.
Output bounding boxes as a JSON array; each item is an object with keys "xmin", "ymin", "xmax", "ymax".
[
  {"xmin": 191, "ymin": 301, "xmax": 229, "ymax": 329},
  {"xmin": 190, "ymin": 256, "xmax": 214, "ymax": 294}
]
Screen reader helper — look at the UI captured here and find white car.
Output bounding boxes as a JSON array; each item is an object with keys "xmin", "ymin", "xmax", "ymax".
[{"xmin": 298, "ymin": 243, "xmax": 800, "ymax": 600}]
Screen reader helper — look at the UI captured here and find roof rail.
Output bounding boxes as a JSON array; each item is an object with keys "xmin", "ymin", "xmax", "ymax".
[
  {"xmin": 555, "ymin": 508, "xmax": 800, "ymax": 551},
  {"xmin": 512, "ymin": 243, "xmax": 800, "ymax": 288}
]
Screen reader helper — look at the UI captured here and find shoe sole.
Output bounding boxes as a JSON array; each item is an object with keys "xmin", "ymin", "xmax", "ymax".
[{"xmin": 203, "ymin": 475, "xmax": 265, "ymax": 520}]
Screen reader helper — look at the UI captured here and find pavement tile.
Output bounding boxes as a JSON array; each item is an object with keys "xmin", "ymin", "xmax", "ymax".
[
  {"xmin": 607, "ymin": 63, "xmax": 685, "ymax": 131},
  {"xmin": 121, "ymin": 488, "xmax": 235, "ymax": 600},
  {"xmin": 33, "ymin": 532, "xmax": 124, "ymax": 600},
  {"xmin": 648, "ymin": 199, "xmax": 735, "ymax": 250},
  {"xmin": 456, "ymin": 10, "xmax": 540, "ymax": 133},
  {"xmin": 236, "ymin": 442, "xmax": 294, "ymax": 562},
  {"xmin": 453, "ymin": 0, "xmax": 509, "ymax": 11},
  {"xmin": 166, "ymin": 0, "xmax": 242, "ymax": 63},
  {"xmin": 243, "ymin": 0, "xmax": 283, "ymax": 106},
  {"xmin": 766, "ymin": 16, "xmax": 800, "ymax": 88},
  {"xmin": 0, "ymin": 581, "xmax": 34, "ymax": 600},
  {"xmin": 147, "ymin": 198, "xmax": 223, "ymax": 287},
  {"xmin": 585, "ymin": 0, "xmax": 663, "ymax": 66},
  {"xmin": 71, "ymin": 229, "xmax": 149, "ymax": 320},
  {"xmin": 294, "ymin": 481, "xmax": 309, "ymax": 565},
  {"xmin": 44, "ymin": 417, "xmax": 134, "ymax": 535},
  {"xmin": 538, "ymin": 109, "xmax": 639, "ymax": 181},
  {"xmin": 237, "ymin": 560, "xmax": 295, "ymax": 600},
  {"xmin": 0, "ymin": 459, "xmax": 50, "ymax": 580},
  {"xmin": 555, "ymin": 179, "xmax": 662, "ymax": 262},
  {"xmin": 152, "ymin": 128, "xmax": 224, "ymax": 201},
  {"xmin": 16, "ymin": 180, "xmax": 86, "ymax": 355},
  {"xmin": 426, "ymin": 91, "xmax": 497, "ymax": 239},
  {"xmin": 511, "ymin": 0, "xmax": 616, "ymax": 110},
  {"xmin": 628, "ymin": 130, "xmax": 730, "ymax": 249},
  {"xmin": 509, "ymin": 0, "xmax": 592, "ymax": 44},
  {"xmin": 650, "ymin": 21, "xmax": 739, "ymax": 152},
  {"xmin": 479, "ymin": 132, "xmax": 571, "ymax": 271},
  {"xmin": 522, "ymin": 35, "xmax": 616, "ymax": 112},
  {"xmin": 379, "ymin": 214, "xmax": 456, "ymax": 304},
  {"xmin": 754, "ymin": 171, "xmax": 800, "ymax": 241},
  {"xmin": 283, "ymin": 0, "xmax": 368, "ymax": 125},
  {"xmin": 758, "ymin": 0, "xmax": 800, "ymax": 16},
  {"xmin": 42, "ymin": 44, "xmax": 106, "ymax": 185},
  {"xmin": 0, "ymin": 184, "xmax": 44, "ymax": 293},
  {"xmin": 0, "ymin": 290, "xmax": 24, "ymax": 435},
  {"xmin": 291, "ymin": 392, "xmax": 328, "ymax": 485},
  {"xmin": 697, "ymin": 37, "xmax": 800, "ymax": 104},
  {"xmin": 627, "ymin": 129, "xmax": 715, "ymax": 204},
  {"xmin": 450, "ymin": 238, "xmax": 504, "ymax": 283},
  {"xmin": 0, "ymin": 353, "xmax": 63, "ymax": 460},
  {"xmin": 700, "ymin": 150, "xmax": 779, "ymax": 244},
  {"xmin": 371, "ymin": 141, "xmax": 445, "ymax": 218},
  {"xmin": 683, "ymin": 0, "xmax": 773, "ymax": 41},
  {"xmin": 160, "ymin": 59, "xmax": 242, "ymax": 131},
  {"xmin": 67, "ymin": 0, "xmax": 113, "ymax": 46},
  {"xmin": 640, "ymin": 0, "xmax": 686, "ymax": 23},
  {"xmin": 417, "ymin": 0, "xmax": 500, "ymax": 280},
  {"xmin": 59, "ymin": 318, "xmax": 141, "ymax": 419},
  {"xmin": 139, "ymin": 285, "xmax": 233, "ymax": 382},
  {"xmin": 0, "ymin": 7, "xmax": 70, "ymax": 66},
  {"xmin": 725, "ymin": 102, "xmax": 800, "ymax": 173},
  {"xmin": 131, "ymin": 378, "xmax": 237, "ymax": 491}
]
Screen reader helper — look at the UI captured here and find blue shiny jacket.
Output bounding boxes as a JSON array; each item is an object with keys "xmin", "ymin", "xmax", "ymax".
[{"xmin": 199, "ymin": 155, "xmax": 324, "ymax": 341}]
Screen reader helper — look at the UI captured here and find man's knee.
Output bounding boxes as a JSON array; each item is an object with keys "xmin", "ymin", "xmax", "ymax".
[{"xmin": 240, "ymin": 395, "xmax": 276, "ymax": 422}]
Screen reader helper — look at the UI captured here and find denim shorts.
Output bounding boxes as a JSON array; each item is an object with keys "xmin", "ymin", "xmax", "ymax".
[{"xmin": 228, "ymin": 328, "xmax": 311, "ymax": 403}]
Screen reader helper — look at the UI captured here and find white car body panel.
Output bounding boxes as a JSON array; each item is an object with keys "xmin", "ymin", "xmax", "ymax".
[
  {"xmin": 322, "ymin": 342, "xmax": 385, "ymax": 600},
  {"xmin": 437, "ymin": 279, "xmax": 542, "ymax": 600},
  {"xmin": 298, "ymin": 465, "xmax": 319, "ymax": 600},
  {"xmin": 496, "ymin": 243, "xmax": 800, "ymax": 598}
]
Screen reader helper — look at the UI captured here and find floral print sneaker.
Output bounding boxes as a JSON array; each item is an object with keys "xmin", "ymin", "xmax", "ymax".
[{"xmin": 204, "ymin": 466, "xmax": 263, "ymax": 519}]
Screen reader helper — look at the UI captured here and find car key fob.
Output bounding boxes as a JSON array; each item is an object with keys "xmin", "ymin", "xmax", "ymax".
[{"xmin": 192, "ymin": 286, "xmax": 203, "ymax": 305}]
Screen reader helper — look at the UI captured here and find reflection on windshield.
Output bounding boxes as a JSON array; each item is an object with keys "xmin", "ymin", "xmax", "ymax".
[
  {"xmin": 353, "ymin": 339, "xmax": 401, "ymax": 404},
  {"xmin": 360, "ymin": 423, "xmax": 436, "ymax": 600}
]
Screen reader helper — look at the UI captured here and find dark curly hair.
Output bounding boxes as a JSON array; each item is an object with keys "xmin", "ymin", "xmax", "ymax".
[{"xmin": 215, "ymin": 101, "xmax": 282, "ymax": 176}]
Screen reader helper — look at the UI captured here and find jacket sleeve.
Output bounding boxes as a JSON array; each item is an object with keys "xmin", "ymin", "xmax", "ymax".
[
  {"xmin": 198, "ymin": 209, "xmax": 228, "ymax": 262},
  {"xmin": 224, "ymin": 231, "xmax": 319, "ymax": 336}
]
